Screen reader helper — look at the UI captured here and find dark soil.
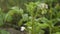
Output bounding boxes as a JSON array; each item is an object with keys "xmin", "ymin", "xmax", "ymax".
[{"xmin": 0, "ymin": 27, "xmax": 27, "ymax": 34}]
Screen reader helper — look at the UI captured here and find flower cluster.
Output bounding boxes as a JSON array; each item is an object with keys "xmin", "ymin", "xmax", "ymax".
[{"xmin": 37, "ymin": 3, "xmax": 48, "ymax": 9}]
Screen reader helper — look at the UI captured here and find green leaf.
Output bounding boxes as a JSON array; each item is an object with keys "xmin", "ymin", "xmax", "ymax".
[
  {"xmin": 22, "ymin": 14, "xmax": 28, "ymax": 21},
  {"xmin": 0, "ymin": 15, "xmax": 4, "ymax": 26},
  {"xmin": 0, "ymin": 30, "xmax": 10, "ymax": 34}
]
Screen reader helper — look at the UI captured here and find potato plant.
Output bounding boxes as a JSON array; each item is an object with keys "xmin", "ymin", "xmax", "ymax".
[{"xmin": 0, "ymin": 0, "xmax": 60, "ymax": 34}]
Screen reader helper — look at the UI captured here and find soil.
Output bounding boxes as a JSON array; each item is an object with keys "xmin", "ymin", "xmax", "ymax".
[{"xmin": 0, "ymin": 27, "xmax": 27, "ymax": 34}]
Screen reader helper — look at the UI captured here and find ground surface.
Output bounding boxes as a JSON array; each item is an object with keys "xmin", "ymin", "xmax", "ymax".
[{"xmin": 0, "ymin": 27, "xmax": 27, "ymax": 34}]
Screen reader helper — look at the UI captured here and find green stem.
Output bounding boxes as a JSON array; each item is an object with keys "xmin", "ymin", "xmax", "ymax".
[
  {"xmin": 49, "ymin": 3, "xmax": 52, "ymax": 34},
  {"xmin": 31, "ymin": 12, "xmax": 35, "ymax": 34},
  {"xmin": 49, "ymin": 27, "xmax": 52, "ymax": 34},
  {"xmin": 32, "ymin": 17, "xmax": 35, "ymax": 34}
]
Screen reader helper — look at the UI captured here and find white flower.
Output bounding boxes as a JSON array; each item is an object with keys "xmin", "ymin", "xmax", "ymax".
[
  {"xmin": 29, "ymin": 16, "xmax": 32, "ymax": 20},
  {"xmin": 35, "ymin": 19, "xmax": 39, "ymax": 22},
  {"xmin": 20, "ymin": 26, "xmax": 25, "ymax": 31},
  {"xmin": 28, "ymin": 27, "xmax": 32, "ymax": 29},
  {"xmin": 45, "ymin": 4, "xmax": 48, "ymax": 9},
  {"xmin": 37, "ymin": 3, "xmax": 48, "ymax": 9},
  {"xmin": 11, "ymin": 6, "xmax": 18, "ymax": 9},
  {"xmin": 22, "ymin": 14, "xmax": 28, "ymax": 21}
]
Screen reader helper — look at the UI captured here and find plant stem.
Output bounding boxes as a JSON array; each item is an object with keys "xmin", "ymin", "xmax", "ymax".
[
  {"xmin": 31, "ymin": 12, "xmax": 35, "ymax": 34},
  {"xmin": 49, "ymin": 27, "xmax": 52, "ymax": 34},
  {"xmin": 32, "ymin": 16, "xmax": 35, "ymax": 34},
  {"xmin": 49, "ymin": 4, "xmax": 52, "ymax": 34}
]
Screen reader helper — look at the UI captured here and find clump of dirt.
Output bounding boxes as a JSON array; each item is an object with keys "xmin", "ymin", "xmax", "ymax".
[{"xmin": 0, "ymin": 27, "xmax": 27, "ymax": 34}]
